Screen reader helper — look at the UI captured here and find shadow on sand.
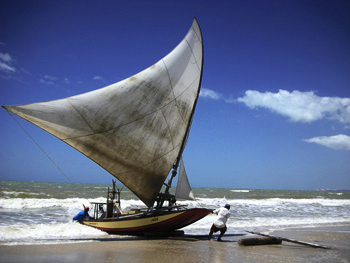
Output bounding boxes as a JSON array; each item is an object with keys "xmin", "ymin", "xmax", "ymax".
[{"xmin": 41, "ymin": 233, "xmax": 247, "ymax": 243}]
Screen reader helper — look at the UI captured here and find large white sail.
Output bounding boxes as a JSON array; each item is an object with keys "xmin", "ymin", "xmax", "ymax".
[
  {"xmin": 2, "ymin": 19, "xmax": 203, "ymax": 207},
  {"xmin": 175, "ymin": 157, "xmax": 195, "ymax": 200}
]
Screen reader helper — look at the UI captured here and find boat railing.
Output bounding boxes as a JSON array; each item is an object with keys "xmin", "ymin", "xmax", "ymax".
[
  {"xmin": 89, "ymin": 201, "xmax": 189, "ymax": 220},
  {"xmin": 148, "ymin": 204, "xmax": 188, "ymax": 213},
  {"xmin": 89, "ymin": 202, "xmax": 106, "ymax": 220}
]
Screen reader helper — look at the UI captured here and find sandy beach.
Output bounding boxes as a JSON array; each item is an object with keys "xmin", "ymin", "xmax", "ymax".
[{"xmin": 1, "ymin": 224, "xmax": 349, "ymax": 263}]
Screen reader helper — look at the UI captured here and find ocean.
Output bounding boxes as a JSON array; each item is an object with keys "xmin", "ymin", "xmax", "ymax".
[{"xmin": 1, "ymin": 180, "xmax": 349, "ymax": 246}]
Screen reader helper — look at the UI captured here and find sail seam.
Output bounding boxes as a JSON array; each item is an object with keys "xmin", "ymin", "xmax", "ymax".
[
  {"xmin": 161, "ymin": 58, "xmax": 176, "ymax": 105},
  {"xmin": 112, "ymin": 144, "xmax": 181, "ymax": 176},
  {"xmin": 160, "ymin": 108, "xmax": 175, "ymax": 149},
  {"xmin": 185, "ymin": 38, "xmax": 201, "ymax": 72},
  {"xmin": 160, "ymin": 32, "xmax": 201, "ymax": 128},
  {"xmin": 191, "ymin": 23, "xmax": 201, "ymax": 45},
  {"xmin": 62, "ymin": 27, "xmax": 202, "ymax": 142},
  {"xmin": 66, "ymin": 99, "xmax": 95, "ymax": 135},
  {"xmin": 172, "ymin": 19, "xmax": 204, "ymax": 169},
  {"xmin": 62, "ymin": 63, "xmax": 201, "ymax": 149},
  {"xmin": 161, "ymin": 59, "xmax": 176, "ymax": 149}
]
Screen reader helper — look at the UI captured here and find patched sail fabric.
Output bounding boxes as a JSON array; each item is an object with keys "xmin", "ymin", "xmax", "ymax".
[
  {"xmin": 2, "ymin": 19, "xmax": 203, "ymax": 207},
  {"xmin": 175, "ymin": 157, "xmax": 195, "ymax": 200}
]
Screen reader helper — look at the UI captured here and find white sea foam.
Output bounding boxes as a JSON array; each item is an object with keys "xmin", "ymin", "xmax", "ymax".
[
  {"xmin": 329, "ymin": 192, "xmax": 343, "ymax": 196},
  {"xmin": 0, "ymin": 222, "xmax": 108, "ymax": 245},
  {"xmin": 230, "ymin": 190, "xmax": 250, "ymax": 193},
  {"xmin": 0, "ymin": 197, "xmax": 146, "ymax": 211},
  {"xmin": 1, "ymin": 192, "xmax": 349, "ymax": 245},
  {"xmin": 194, "ymin": 197, "xmax": 350, "ymax": 207},
  {"xmin": 0, "ymin": 197, "xmax": 91, "ymax": 210},
  {"xmin": 2, "ymin": 191, "xmax": 48, "ymax": 197},
  {"xmin": 184, "ymin": 212, "xmax": 350, "ymax": 235}
]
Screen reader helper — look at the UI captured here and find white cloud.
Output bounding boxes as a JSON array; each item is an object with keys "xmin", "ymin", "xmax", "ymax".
[
  {"xmin": 40, "ymin": 79, "xmax": 54, "ymax": 85},
  {"xmin": 304, "ymin": 134, "xmax": 350, "ymax": 151},
  {"xmin": 199, "ymin": 88, "xmax": 221, "ymax": 100},
  {"xmin": 0, "ymin": 53, "xmax": 12, "ymax": 62},
  {"xmin": 0, "ymin": 61, "xmax": 16, "ymax": 73},
  {"xmin": 93, "ymin": 76, "xmax": 107, "ymax": 83},
  {"xmin": 0, "ymin": 52, "xmax": 16, "ymax": 73},
  {"xmin": 237, "ymin": 89, "xmax": 350, "ymax": 124},
  {"xmin": 44, "ymin": 75, "xmax": 57, "ymax": 81},
  {"xmin": 40, "ymin": 75, "xmax": 57, "ymax": 85}
]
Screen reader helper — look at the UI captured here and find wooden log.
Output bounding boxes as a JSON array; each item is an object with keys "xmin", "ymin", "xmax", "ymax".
[
  {"xmin": 238, "ymin": 237, "xmax": 282, "ymax": 246},
  {"xmin": 108, "ymin": 193, "xmax": 122, "ymax": 214},
  {"xmin": 246, "ymin": 231, "xmax": 330, "ymax": 249}
]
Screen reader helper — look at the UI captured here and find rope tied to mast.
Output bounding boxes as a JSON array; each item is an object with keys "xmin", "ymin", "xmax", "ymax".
[{"xmin": 5, "ymin": 110, "xmax": 73, "ymax": 183}]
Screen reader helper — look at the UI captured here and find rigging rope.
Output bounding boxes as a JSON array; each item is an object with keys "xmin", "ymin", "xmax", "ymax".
[{"xmin": 6, "ymin": 111, "xmax": 73, "ymax": 183}]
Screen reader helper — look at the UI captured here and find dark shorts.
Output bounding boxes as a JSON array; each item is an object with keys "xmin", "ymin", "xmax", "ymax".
[{"xmin": 210, "ymin": 224, "xmax": 227, "ymax": 234}]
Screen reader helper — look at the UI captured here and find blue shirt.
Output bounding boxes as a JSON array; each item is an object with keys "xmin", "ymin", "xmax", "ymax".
[{"xmin": 73, "ymin": 210, "xmax": 91, "ymax": 223}]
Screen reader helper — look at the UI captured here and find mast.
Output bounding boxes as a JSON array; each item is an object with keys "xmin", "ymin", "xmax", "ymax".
[{"xmin": 157, "ymin": 18, "xmax": 204, "ymax": 208}]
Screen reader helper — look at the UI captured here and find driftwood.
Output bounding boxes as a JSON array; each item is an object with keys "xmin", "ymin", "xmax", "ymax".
[
  {"xmin": 238, "ymin": 237, "xmax": 282, "ymax": 246},
  {"xmin": 246, "ymin": 231, "xmax": 330, "ymax": 249}
]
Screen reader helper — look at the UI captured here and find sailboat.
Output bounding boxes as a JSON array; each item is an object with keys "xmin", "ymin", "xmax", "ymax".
[{"xmin": 2, "ymin": 18, "xmax": 212, "ymax": 235}]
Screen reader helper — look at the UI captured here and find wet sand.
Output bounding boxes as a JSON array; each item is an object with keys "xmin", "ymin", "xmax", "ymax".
[{"xmin": 1, "ymin": 225, "xmax": 349, "ymax": 263}]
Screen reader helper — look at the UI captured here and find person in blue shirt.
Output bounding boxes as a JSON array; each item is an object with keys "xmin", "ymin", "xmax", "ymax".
[{"xmin": 73, "ymin": 206, "xmax": 93, "ymax": 223}]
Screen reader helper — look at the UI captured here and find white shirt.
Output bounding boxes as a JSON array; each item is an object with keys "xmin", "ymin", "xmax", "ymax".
[{"xmin": 213, "ymin": 207, "xmax": 230, "ymax": 228}]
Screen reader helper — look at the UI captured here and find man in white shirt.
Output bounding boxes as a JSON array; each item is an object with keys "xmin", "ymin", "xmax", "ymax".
[{"xmin": 208, "ymin": 204, "xmax": 231, "ymax": 241}]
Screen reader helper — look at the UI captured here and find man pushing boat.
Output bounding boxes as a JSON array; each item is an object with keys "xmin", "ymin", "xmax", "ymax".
[
  {"xmin": 208, "ymin": 204, "xmax": 231, "ymax": 241},
  {"xmin": 73, "ymin": 206, "xmax": 92, "ymax": 223}
]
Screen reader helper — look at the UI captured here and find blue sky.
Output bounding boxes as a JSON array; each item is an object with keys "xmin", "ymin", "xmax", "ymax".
[{"xmin": 1, "ymin": 0, "xmax": 349, "ymax": 190}]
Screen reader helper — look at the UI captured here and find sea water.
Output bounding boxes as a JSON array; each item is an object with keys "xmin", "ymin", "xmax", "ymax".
[{"xmin": 1, "ymin": 180, "xmax": 349, "ymax": 245}]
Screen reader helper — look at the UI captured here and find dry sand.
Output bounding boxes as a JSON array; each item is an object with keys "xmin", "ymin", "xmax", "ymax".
[{"xmin": 1, "ymin": 225, "xmax": 349, "ymax": 263}]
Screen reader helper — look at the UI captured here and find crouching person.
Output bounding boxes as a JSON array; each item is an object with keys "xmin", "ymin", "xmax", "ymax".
[
  {"xmin": 73, "ymin": 206, "xmax": 93, "ymax": 223},
  {"xmin": 208, "ymin": 204, "xmax": 231, "ymax": 241}
]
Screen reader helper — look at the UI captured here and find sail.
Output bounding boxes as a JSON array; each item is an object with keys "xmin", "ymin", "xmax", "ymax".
[
  {"xmin": 2, "ymin": 18, "xmax": 203, "ymax": 207},
  {"xmin": 175, "ymin": 157, "xmax": 195, "ymax": 200}
]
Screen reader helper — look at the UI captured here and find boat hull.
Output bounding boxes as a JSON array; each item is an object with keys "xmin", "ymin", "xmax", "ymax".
[{"xmin": 82, "ymin": 208, "xmax": 211, "ymax": 235}]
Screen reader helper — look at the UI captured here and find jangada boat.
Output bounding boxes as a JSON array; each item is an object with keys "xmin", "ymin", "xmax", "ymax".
[{"xmin": 2, "ymin": 18, "xmax": 212, "ymax": 235}]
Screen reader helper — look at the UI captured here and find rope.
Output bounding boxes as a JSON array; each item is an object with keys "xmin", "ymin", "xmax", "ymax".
[{"xmin": 6, "ymin": 111, "xmax": 73, "ymax": 183}]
